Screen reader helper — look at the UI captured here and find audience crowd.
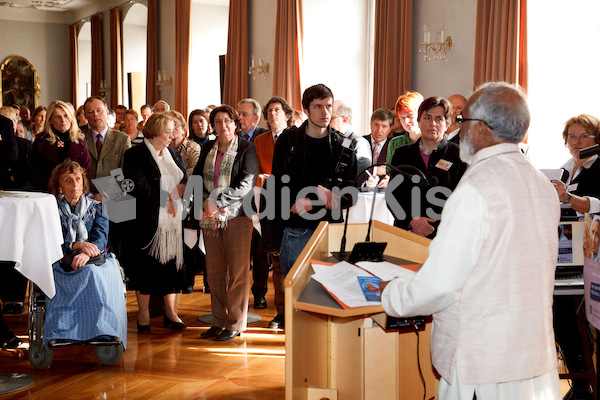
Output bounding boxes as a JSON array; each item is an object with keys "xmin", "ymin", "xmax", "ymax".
[{"xmin": 0, "ymin": 83, "xmax": 596, "ymax": 399}]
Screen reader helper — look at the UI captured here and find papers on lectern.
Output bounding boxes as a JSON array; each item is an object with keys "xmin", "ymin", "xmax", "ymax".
[{"xmin": 310, "ymin": 260, "xmax": 420, "ymax": 309}]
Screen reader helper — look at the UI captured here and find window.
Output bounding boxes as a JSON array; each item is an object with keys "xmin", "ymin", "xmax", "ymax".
[{"xmin": 527, "ymin": 2, "xmax": 600, "ymax": 168}]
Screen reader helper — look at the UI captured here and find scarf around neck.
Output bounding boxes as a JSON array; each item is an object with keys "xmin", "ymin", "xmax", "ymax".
[
  {"xmin": 143, "ymin": 139, "xmax": 184, "ymax": 269},
  {"xmin": 199, "ymin": 136, "xmax": 239, "ymax": 232},
  {"xmin": 57, "ymin": 195, "xmax": 92, "ymax": 248}
]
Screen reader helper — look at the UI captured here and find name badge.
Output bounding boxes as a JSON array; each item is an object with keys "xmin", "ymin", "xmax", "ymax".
[
  {"xmin": 567, "ymin": 183, "xmax": 579, "ymax": 191},
  {"xmin": 435, "ymin": 159, "xmax": 453, "ymax": 171},
  {"xmin": 226, "ymin": 150, "xmax": 237, "ymax": 157}
]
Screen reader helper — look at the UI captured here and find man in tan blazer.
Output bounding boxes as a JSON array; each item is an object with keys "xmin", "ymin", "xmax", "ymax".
[{"xmin": 83, "ymin": 96, "xmax": 131, "ymax": 200}]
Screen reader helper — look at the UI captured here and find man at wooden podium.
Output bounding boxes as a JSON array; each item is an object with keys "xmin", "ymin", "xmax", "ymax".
[{"xmin": 380, "ymin": 82, "xmax": 562, "ymax": 400}]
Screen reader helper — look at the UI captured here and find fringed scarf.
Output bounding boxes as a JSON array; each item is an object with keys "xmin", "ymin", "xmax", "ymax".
[
  {"xmin": 57, "ymin": 195, "xmax": 92, "ymax": 248},
  {"xmin": 198, "ymin": 136, "xmax": 238, "ymax": 234},
  {"xmin": 143, "ymin": 139, "xmax": 184, "ymax": 269}
]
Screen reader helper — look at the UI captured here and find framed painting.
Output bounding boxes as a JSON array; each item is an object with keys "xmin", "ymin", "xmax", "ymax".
[{"xmin": 1, "ymin": 56, "xmax": 40, "ymax": 110}]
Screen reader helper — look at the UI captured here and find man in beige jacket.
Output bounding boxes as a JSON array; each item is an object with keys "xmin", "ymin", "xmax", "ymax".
[
  {"xmin": 381, "ymin": 82, "xmax": 561, "ymax": 400},
  {"xmin": 83, "ymin": 96, "xmax": 131, "ymax": 200}
]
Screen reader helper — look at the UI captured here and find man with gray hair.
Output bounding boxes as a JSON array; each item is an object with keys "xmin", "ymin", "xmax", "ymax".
[
  {"xmin": 330, "ymin": 100, "xmax": 371, "ymax": 182},
  {"xmin": 237, "ymin": 98, "xmax": 268, "ymax": 142},
  {"xmin": 381, "ymin": 82, "xmax": 561, "ymax": 399},
  {"xmin": 152, "ymin": 100, "xmax": 170, "ymax": 113}
]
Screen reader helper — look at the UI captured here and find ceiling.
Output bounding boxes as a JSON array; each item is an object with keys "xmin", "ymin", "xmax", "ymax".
[{"xmin": 0, "ymin": 0, "xmax": 94, "ymax": 12}]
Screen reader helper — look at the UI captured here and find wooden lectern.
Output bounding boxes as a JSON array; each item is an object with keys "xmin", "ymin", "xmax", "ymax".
[{"xmin": 284, "ymin": 220, "xmax": 438, "ymax": 400}]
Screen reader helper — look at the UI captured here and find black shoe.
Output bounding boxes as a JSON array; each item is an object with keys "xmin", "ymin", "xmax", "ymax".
[
  {"xmin": 163, "ymin": 316, "xmax": 186, "ymax": 330},
  {"xmin": 182, "ymin": 286, "xmax": 194, "ymax": 294},
  {"xmin": 254, "ymin": 296, "xmax": 267, "ymax": 309},
  {"xmin": 200, "ymin": 326, "xmax": 222, "ymax": 339},
  {"xmin": 215, "ymin": 329, "xmax": 240, "ymax": 341},
  {"xmin": 2, "ymin": 331, "xmax": 22, "ymax": 349},
  {"xmin": 137, "ymin": 320, "xmax": 151, "ymax": 334},
  {"xmin": 268, "ymin": 314, "xmax": 285, "ymax": 329}
]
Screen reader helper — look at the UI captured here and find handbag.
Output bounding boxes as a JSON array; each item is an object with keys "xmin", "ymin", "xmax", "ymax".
[{"xmin": 59, "ymin": 250, "xmax": 107, "ymax": 272}]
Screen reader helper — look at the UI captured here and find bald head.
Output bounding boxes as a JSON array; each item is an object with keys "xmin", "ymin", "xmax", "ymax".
[{"xmin": 448, "ymin": 94, "xmax": 467, "ymax": 124}]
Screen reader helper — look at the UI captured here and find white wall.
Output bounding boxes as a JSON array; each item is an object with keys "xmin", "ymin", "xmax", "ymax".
[
  {"xmin": 188, "ymin": 2, "xmax": 229, "ymax": 111},
  {"xmin": 0, "ymin": 19, "xmax": 70, "ymax": 108},
  {"xmin": 302, "ymin": 0, "xmax": 373, "ymax": 135},
  {"xmin": 411, "ymin": 0, "xmax": 477, "ymax": 99},
  {"xmin": 77, "ymin": 22, "xmax": 92, "ymax": 108},
  {"xmin": 248, "ymin": 0, "xmax": 277, "ymax": 127},
  {"xmin": 122, "ymin": 4, "xmax": 148, "ymax": 109}
]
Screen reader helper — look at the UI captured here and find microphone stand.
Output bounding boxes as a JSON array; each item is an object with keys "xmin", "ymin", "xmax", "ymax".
[{"xmin": 332, "ymin": 163, "xmax": 427, "ymax": 263}]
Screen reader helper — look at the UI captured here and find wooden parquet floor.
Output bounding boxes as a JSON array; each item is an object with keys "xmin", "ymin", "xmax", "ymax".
[{"xmin": 0, "ymin": 274, "xmax": 285, "ymax": 400}]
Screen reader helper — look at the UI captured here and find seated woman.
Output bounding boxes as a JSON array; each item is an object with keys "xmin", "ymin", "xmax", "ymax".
[
  {"xmin": 388, "ymin": 96, "xmax": 467, "ymax": 238},
  {"xmin": 43, "ymin": 160, "xmax": 127, "ymax": 348}
]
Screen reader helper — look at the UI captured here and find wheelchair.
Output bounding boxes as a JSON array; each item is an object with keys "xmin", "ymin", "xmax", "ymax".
[{"xmin": 27, "ymin": 282, "xmax": 125, "ymax": 370}]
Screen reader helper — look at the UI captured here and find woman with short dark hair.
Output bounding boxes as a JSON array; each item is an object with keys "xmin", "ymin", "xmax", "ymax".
[
  {"xmin": 389, "ymin": 96, "xmax": 467, "ymax": 238},
  {"xmin": 193, "ymin": 105, "xmax": 258, "ymax": 341}
]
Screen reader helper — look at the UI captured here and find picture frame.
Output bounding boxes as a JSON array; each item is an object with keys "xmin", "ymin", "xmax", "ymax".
[{"xmin": 1, "ymin": 56, "xmax": 41, "ymax": 111}]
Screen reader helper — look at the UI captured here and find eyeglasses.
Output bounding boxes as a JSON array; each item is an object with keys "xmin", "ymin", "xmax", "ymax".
[
  {"xmin": 455, "ymin": 115, "xmax": 493, "ymax": 129},
  {"xmin": 567, "ymin": 134, "xmax": 595, "ymax": 141},
  {"xmin": 215, "ymin": 118, "xmax": 235, "ymax": 125}
]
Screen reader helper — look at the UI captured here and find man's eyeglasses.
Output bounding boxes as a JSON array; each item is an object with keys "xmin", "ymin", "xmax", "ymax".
[{"xmin": 455, "ymin": 115, "xmax": 493, "ymax": 129}]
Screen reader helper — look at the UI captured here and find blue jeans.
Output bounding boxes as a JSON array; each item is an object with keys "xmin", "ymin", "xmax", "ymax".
[{"xmin": 279, "ymin": 227, "xmax": 314, "ymax": 277}]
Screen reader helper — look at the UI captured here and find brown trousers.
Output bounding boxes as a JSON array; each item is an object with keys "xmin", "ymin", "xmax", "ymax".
[{"xmin": 203, "ymin": 216, "xmax": 253, "ymax": 331}]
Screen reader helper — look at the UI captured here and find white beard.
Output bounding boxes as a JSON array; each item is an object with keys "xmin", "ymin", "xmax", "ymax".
[{"xmin": 459, "ymin": 136, "xmax": 476, "ymax": 163}]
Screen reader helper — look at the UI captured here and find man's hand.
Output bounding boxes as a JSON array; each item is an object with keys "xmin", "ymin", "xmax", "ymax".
[
  {"xmin": 291, "ymin": 198, "xmax": 313, "ymax": 215},
  {"xmin": 410, "ymin": 216, "xmax": 437, "ymax": 237},
  {"xmin": 379, "ymin": 280, "xmax": 391, "ymax": 293},
  {"xmin": 317, "ymin": 185, "xmax": 338, "ymax": 210},
  {"xmin": 377, "ymin": 175, "xmax": 389, "ymax": 188}
]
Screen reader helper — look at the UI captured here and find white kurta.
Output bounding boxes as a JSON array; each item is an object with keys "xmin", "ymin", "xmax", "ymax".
[{"xmin": 382, "ymin": 143, "xmax": 561, "ymax": 400}]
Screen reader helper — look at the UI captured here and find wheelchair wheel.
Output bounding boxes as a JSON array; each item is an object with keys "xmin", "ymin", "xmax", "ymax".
[
  {"xmin": 95, "ymin": 343, "xmax": 124, "ymax": 366},
  {"xmin": 28, "ymin": 341, "xmax": 53, "ymax": 370},
  {"xmin": 28, "ymin": 284, "xmax": 45, "ymax": 345}
]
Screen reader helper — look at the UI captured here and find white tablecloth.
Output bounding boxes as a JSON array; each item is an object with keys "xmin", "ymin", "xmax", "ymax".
[
  {"xmin": 0, "ymin": 191, "xmax": 63, "ymax": 298},
  {"xmin": 346, "ymin": 191, "xmax": 394, "ymax": 225}
]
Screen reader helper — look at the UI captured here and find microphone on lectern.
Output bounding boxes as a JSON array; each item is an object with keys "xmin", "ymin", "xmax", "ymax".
[{"xmin": 332, "ymin": 163, "xmax": 429, "ymax": 264}]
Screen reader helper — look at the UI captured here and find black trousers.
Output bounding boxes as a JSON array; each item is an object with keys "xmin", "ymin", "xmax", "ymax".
[
  {"xmin": 553, "ymin": 295, "xmax": 593, "ymax": 392},
  {"xmin": 0, "ymin": 261, "xmax": 27, "ymax": 303},
  {"xmin": 250, "ymin": 229, "xmax": 270, "ymax": 298}
]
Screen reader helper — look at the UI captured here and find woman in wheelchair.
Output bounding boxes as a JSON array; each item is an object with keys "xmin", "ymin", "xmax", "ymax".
[{"xmin": 44, "ymin": 160, "xmax": 127, "ymax": 350}]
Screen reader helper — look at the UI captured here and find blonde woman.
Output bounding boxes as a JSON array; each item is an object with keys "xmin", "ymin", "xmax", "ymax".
[{"xmin": 29, "ymin": 100, "xmax": 91, "ymax": 191}]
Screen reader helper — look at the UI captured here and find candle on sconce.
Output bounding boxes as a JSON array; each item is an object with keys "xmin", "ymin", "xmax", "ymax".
[
  {"xmin": 440, "ymin": 25, "xmax": 445, "ymax": 42},
  {"xmin": 251, "ymin": 56, "xmax": 255, "ymax": 68}
]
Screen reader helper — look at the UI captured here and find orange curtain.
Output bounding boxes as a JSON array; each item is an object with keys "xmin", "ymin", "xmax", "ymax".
[
  {"xmin": 473, "ymin": 0, "xmax": 528, "ymax": 91},
  {"xmin": 69, "ymin": 23, "xmax": 78, "ymax": 106},
  {"xmin": 222, "ymin": 0, "xmax": 248, "ymax": 107},
  {"xmin": 146, "ymin": 0, "xmax": 159, "ymax": 106},
  {"xmin": 110, "ymin": 8, "xmax": 122, "ymax": 107},
  {"xmin": 272, "ymin": 0, "xmax": 303, "ymax": 110},
  {"xmin": 372, "ymin": 0, "xmax": 412, "ymax": 110},
  {"xmin": 175, "ymin": 0, "xmax": 191, "ymax": 117},
  {"xmin": 90, "ymin": 14, "xmax": 103, "ymax": 98}
]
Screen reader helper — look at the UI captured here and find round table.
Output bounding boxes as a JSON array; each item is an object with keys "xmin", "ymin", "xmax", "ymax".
[
  {"xmin": 0, "ymin": 191, "xmax": 63, "ymax": 298},
  {"xmin": 0, "ymin": 191, "xmax": 63, "ymax": 393}
]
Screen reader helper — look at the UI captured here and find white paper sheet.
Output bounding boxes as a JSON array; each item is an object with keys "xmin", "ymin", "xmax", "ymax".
[
  {"xmin": 355, "ymin": 261, "xmax": 416, "ymax": 281},
  {"xmin": 311, "ymin": 261, "xmax": 380, "ymax": 307}
]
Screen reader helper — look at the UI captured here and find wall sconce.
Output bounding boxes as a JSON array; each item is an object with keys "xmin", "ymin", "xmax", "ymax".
[
  {"xmin": 419, "ymin": 24, "xmax": 453, "ymax": 61},
  {"xmin": 99, "ymin": 79, "xmax": 110, "ymax": 97},
  {"xmin": 156, "ymin": 70, "xmax": 173, "ymax": 89},
  {"xmin": 248, "ymin": 56, "xmax": 270, "ymax": 80}
]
